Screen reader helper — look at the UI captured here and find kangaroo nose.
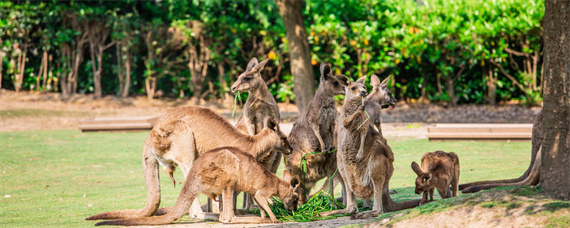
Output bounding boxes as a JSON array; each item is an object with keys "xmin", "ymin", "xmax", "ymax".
[
  {"xmin": 231, "ymin": 86, "xmax": 237, "ymax": 93},
  {"xmin": 361, "ymin": 91, "xmax": 368, "ymax": 96}
]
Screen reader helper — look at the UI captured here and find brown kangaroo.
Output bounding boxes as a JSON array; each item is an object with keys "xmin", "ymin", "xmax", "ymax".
[
  {"xmin": 85, "ymin": 106, "xmax": 291, "ymax": 221},
  {"xmin": 231, "ymin": 57, "xmax": 282, "ymax": 209},
  {"xmin": 93, "ymin": 147, "xmax": 300, "ymax": 226},
  {"xmin": 364, "ymin": 74, "xmax": 397, "ymax": 140},
  {"xmin": 459, "ymin": 111, "xmax": 542, "ymax": 193},
  {"xmin": 284, "ymin": 62, "xmax": 349, "ymax": 204},
  {"xmin": 323, "ymin": 78, "xmax": 419, "ymax": 219},
  {"xmin": 411, "ymin": 150, "xmax": 460, "ymax": 204}
]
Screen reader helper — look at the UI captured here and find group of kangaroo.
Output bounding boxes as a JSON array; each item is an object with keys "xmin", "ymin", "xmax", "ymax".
[{"xmin": 86, "ymin": 57, "xmax": 541, "ymax": 226}]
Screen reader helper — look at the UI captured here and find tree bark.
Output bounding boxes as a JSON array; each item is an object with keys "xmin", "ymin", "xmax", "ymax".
[
  {"xmin": 123, "ymin": 52, "xmax": 131, "ymax": 98},
  {"xmin": 276, "ymin": 0, "xmax": 315, "ymax": 113},
  {"xmin": 87, "ymin": 21, "xmax": 113, "ymax": 99},
  {"xmin": 0, "ymin": 50, "xmax": 4, "ymax": 90},
  {"xmin": 541, "ymin": 0, "xmax": 570, "ymax": 200},
  {"xmin": 486, "ymin": 65, "xmax": 496, "ymax": 105},
  {"xmin": 445, "ymin": 76, "xmax": 457, "ymax": 106}
]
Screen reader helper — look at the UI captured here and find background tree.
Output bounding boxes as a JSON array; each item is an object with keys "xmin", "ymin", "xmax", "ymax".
[
  {"xmin": 276, "ymin": 0, "xmax": 315, "ymax": 112},
  {"xmin": 540, "ymin": 0, "xmax": 569, "ymax": 200}
]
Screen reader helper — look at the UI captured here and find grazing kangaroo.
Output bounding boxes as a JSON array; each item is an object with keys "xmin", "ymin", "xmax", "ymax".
[
  {"xmin": 411, "ymin": 150, "xmax": 460, "ymax": 204},
  {"xmin": 364, "ymin": 74, "xmax": 397, "ymax": 139},
  {"xmin": 459, "ymin": 111, "xmax": 542, "ymax": 193},
  {"xmin": 285, "ymin": 62, "xmax": 349, "ymax": 204},
  {"xmin": 86, "ymin": 106, "xmax": 291, "ymax": 221},
  {"xmin": 94, "ymin": 147, "xmax": 300, "ymax": 226},
  {"xmin": 231, "ymin": 57, "xmax": 282, "ymax": 209},
  {"xmin": 323, "ymin": 78, "xmax": 419, "ymax": 219}
]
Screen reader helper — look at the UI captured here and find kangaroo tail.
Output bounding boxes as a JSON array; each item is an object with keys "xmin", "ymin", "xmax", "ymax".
[
  {"xmin": 382, "ymin": 182, "xmax": 421, "ymax": 212},
  {"xmin": 460, "ymin": 111, "xmax": 542, "ymax": 191},
  {"xmin": 462, "ymin": 146, "xmax": 541, "ymax": 194},
  {"xmin": 95, "ymin": 176, "xmax": 199, "ymax": 226},
  {"xmin": 86, "ymin": 138, "xmax": 161, "ymax": 220}
]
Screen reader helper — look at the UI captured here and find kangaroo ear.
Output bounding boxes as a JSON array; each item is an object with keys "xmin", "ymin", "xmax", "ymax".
[
  {"xmin": 411, "ymin": 162, "xmax": 423, "ymax": 176},
  {"xmin": 423, "ymin": 173, "xmax": 432, "ymax": 182},
  {"xmin": 380, "ymin": 75, "xmax": 390, "ymax": 88},
  {"xmin": 370, "ymin": 74, "xmax": 380, "ymax": 87},
  {"xmin": 263, "ymin": 117, "xmax": 278, "ymax": 132},
  {"xmin": 355, "ymin": 76, "xmax": 366, "ymax": 85},
  {"xmin": 320, "ymin": 62, "xmax": 331, "ymax": 81},
  {"xmin": 252, "ymin": 58, "xmax": 270, "ymax": 74},
  {"xmin": 290, "ymin": 177, "xmax": 300, "ymax": 188},
  {"xmin": 336, "ymin": 75, "xmax": 350, "ymax": 86},
  {"xmin": 246, "ymin": 57, "xmax": 259, "ymax": 71}
]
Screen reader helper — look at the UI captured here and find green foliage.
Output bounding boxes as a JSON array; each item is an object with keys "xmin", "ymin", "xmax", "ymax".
[
  {"xmin": 0, "ymin": 0, "xmax": 544, "ymax": 105},
  {"xmin": 254, "ymin": 191, "xmax": 344, "ymax": 222}
]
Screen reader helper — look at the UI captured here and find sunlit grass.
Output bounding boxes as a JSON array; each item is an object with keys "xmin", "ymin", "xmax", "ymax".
[{"xmin": 0, "ymin": 130, "xmax": 534, "ymax": 227}]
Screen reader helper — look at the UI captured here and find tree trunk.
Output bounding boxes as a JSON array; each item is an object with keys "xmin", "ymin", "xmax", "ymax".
[
  {"xmin": 14, "ymin": 45, "xmax": 27, "ymax": 92},
  {"xmin": 445, "ymin": 76, "xmax": 457, "ymax": 106},
  {"xmin": 276, "ymin": 0, "xmax": 315, "ymax": 113},
  {"xmin": 486, "ymin": 65, "xmax": 496, "ymax": 105},
  {"xmin": 0, "ymin": 50, "xmax": 4, "ymax": 90},
  {"xmin": 540, "ymin": 0, "xmax": 570, "ymax": 200},
  {"xmin": 122, "ymin": 52, "xmax": 131, "ymax": 98}
]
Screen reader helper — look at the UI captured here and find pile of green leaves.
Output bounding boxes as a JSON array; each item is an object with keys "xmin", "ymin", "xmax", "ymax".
[{"xmin": 255, "ymin": 191, "xmax": 345, "ymax": 222}]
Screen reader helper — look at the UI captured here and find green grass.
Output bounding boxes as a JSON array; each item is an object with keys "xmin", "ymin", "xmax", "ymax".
[{"xmin": 0, "ymin": 130, "xmax": 536, "ymax": 227}]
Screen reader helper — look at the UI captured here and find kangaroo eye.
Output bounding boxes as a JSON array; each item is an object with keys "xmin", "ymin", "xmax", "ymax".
[
  {"xmin": 243, "ymin": 77, "xmax": 252, "ymax": 82},
  {"xmin": 351, "ymin": 87, "xmax": 356, "ymax": 91},
  {"xmin": 333, "ymin": 81, "xmax": 339, "ymax": 86}
]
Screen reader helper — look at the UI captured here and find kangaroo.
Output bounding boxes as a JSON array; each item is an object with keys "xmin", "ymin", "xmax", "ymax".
[
  {"xmin": 85, "ymin": 106, "xmax": 291, "ymax": 221},
  {"xmin": 231, "ymin": 57, "xmax": 282, "ymax": 209},
  {"xmin": 411, "ymin": 150, "xmax": 460, "ymax": 205},
  {"xmin": 284, "ymin": 62, "xmax": 349, "ymax": 204},
  {"xmin": 323, "ymin": 78, "xmax": 419, "ymax": 219},
  {"xmin": 93, "ymin": 147, "xmax": 300, "ymax": 226},
  {"xmin": 459, "ymin": 111, "xmax": 542, "ymax": 193},
  {"xmin": 364, "ymin": 74, "xmax": 397, "ymax": 140}
]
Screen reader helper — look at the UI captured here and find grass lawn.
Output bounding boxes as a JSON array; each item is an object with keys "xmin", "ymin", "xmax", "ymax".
[{"xmin": 0, "ymin": 130, "xmax": 537, "ymax": 227}]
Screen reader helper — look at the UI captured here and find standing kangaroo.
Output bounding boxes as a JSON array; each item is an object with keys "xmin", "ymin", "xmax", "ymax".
[
  {"xmin": 364, "ymin": 74, "xmax": 397, "ymax": 139},
  {"xmin": 231, "ymin": 57, "xmax": 282, "ymax": 209},
  {"xmin": 284, "ymin": 62, "xmax": 349, "ymax": 204},
  {"xmin": 86, "ymin": 106, "xmax": 291, "ymax": 221},
  {"xmin": 323, "ymin": 78, "xmax": 419, "ymax": 219},
  {"xmin": 93, "ymin": 147, "xmax": 300, "ymax": 226},
  {"xmin": 411, "ymin": 150, "xmax": 460, "ymax": 205}
]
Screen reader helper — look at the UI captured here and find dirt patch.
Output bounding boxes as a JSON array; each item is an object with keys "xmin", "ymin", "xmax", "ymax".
[{"xmin": 366, "ymin": 188, "xmax": 570, "ymax": 228}]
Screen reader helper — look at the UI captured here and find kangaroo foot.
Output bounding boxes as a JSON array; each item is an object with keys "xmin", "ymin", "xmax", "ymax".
[{"xmin": 351, "ymin": 209, "xmax": 382, "ymax": 219}]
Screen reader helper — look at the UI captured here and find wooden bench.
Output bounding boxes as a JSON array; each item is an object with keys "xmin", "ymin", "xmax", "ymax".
[
  {"xmin": 79, "ymin": 116, "xmax": 159, "ymax": 132},
  {"xmin": 427, "ymin": 123, "xmax": 533, "ymax": 141}
]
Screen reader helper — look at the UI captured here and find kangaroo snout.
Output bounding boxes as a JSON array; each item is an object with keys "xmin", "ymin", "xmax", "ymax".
[{"xmin": 360, "ymin": 91, "xmax": 368, "ymax": 97}]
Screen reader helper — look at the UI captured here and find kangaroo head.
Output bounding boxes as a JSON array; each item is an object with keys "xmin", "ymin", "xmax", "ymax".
[
  {"xmin": 262, "ymin": 117, "xmax": 292, "ymax": 155},
  {"xmin": 281, "ymin": 176, "xmax": 301, "ymax": 211},
  {"xmin": 344, "ymin": 76, "xmax": 368, "ymax": 102},
  {"xmin": 283, "ymin": 169, "xmax": 307, "ymax": 205},
  {"xmin": 370, "ymin": 74, "xmax": 397, "ymax": 108},
  {"xmin": 319, "ymin": 62, "xmax": 349, "ymax": 96},
  {"xmin": 411, "ymin": 161, "xmax": 432, "ymax": 194},
  {"xmin": 231, "ymin": 57, "xmax": 270, "ymax": 93}
]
